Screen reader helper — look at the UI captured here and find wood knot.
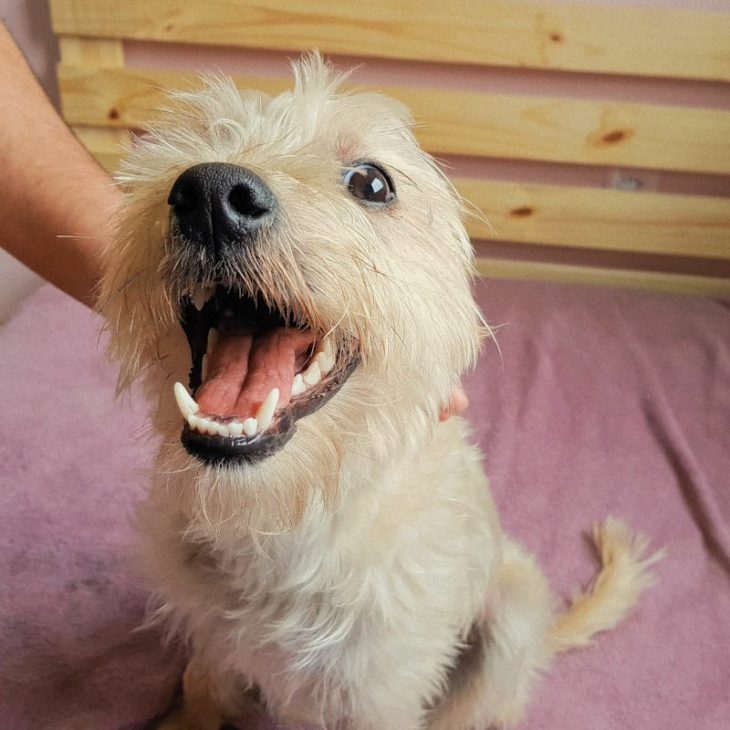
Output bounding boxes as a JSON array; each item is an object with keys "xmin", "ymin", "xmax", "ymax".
[
  {"xmin": 510, "ymin": 206, "xmax": 534, "ymax": 218},
  {"xmin": 602, "ymin": 129, "xmax": 628, "ymax": 145},
  {"xmin": 549, "ymin": 32, "xmax": 564, "ymax": 43},
  {"xmin": 108, "ymin": 108, "xmax": 120, "ymax": 120}
]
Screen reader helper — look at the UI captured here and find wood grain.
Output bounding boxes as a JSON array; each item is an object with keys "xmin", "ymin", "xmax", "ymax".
[
  {"xmin": 56, "ymin": 66, "xmax": 730, "ymax": 174},
  {"xmin": 460, "ymin": 180, "xmax": 730, "ymax": 260},
  {"xmin": 475, "ymin": 259, "xmax": 730, "ymax": 296},
  {"xmin": 71, "ymin": 126, "xmax": 131, "ymax": 172},
  {"xmin": 58, "ymin": 37, "xmax": 124, "ymax": 67},
  {"xmin": 50, "ymin": 0, "xmax": 730, "ymax": 82}
]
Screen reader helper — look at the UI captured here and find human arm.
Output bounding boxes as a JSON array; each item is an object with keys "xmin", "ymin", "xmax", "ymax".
[
  {"xmin": 0, "ymin": 23, "xmax": 468, "ymax": 417},
  {"xmin": 0, "ymin": 22, "xmax": 121, "ymax": 308}
]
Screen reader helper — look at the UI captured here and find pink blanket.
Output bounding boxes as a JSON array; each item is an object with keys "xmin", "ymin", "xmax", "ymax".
[{"xmin": 1, "ymin": 281, "xmax": 728, "ymax": 729}]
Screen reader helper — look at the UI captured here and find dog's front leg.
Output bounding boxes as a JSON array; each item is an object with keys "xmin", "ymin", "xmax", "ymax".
[{"xmin": 155, "ymin": 658, "xmax": 224, "ymax": 730}]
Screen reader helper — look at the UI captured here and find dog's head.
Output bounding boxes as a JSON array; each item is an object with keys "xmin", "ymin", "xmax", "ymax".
[{"xmin": 101, "ymin": 55, "xmax": 482, "ymax": 525}]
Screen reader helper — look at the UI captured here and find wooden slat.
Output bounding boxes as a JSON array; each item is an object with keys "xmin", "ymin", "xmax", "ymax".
[
  {"xmin": 475, "ymin": 259, "xmax": 730, "ymax": 297},
  {"xmin": 49, "ymin": 0, "xmax": 730, "ymax": 82},
  {"xmin": 56, "ymin": 65, "xmax": 730, "ymax": 175},
  {"xmin": 58, "ymin": 37, "xmax": 123, "ymax": 67},
  {"xmin": 71, "ymin": 126, "xmax": 130, "ymax": 172},
  {"xmin": 69, "ymin": 127, "xmax": 730, "ymax": 262},
  {"xmin": 57, "ymin": 39, "xmax": 127, "ymax": 176},
  {"xmin": 460, "ymin": 180, "xmax": 730, "ymax": 261}
]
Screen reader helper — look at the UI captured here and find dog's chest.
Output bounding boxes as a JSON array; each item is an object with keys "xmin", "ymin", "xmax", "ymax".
[{"xmin": 184, "ymin": 508, "xmax": 486, "ymax": 678}]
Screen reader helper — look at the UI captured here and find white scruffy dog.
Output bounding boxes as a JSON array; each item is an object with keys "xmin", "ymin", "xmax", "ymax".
[{"xmin": 99, "ymin": 55, "xmax": 662, "ymax": 730}]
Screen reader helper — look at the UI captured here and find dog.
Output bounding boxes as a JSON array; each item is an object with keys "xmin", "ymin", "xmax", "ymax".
[{"xmin": 98, "ymin": 54, "xmax": 663, "ymax": 730}]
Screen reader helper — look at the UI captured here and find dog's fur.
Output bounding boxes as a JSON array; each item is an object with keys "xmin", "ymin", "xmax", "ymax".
[{"xmin": 99, "ymin": 55, "xmax": 663, "ymax": 730}]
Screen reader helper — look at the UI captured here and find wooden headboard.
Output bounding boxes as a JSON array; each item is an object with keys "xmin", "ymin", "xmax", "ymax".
[{"xmin": 49, "ymin": 0, "xmax": 730, "ymax": 295}]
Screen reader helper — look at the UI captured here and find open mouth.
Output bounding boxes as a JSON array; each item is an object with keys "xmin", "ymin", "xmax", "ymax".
[{"xmin": 174, "ymin": 286, "xmax": 358, "ymax": 465}]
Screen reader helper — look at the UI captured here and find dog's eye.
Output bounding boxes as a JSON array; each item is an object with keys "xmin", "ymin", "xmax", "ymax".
[{"xmin": 342, "ymin": 164, "xmax": 395, "ymax": 206}]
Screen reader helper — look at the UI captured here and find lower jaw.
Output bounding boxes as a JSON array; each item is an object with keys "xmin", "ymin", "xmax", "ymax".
[
  {"xmin": 179, "ymin": 355, "xmax": 360, "ymax": 466},
  {"xmin": 181, "ymin": 412, "xmax": 295, "ymax": 465}
]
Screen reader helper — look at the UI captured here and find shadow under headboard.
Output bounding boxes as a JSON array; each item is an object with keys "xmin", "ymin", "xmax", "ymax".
[{"xmin": 49, "ymin": 0, "xmax": 730, "ymax": 295}]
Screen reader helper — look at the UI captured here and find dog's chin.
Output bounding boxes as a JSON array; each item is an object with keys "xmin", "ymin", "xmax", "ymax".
[{"xmin": 174, "ymin": 284, "xmax": 359, "ymax": 466}]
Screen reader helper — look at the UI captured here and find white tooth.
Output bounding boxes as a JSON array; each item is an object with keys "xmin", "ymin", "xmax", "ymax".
[
  {"xmin": 315, "ymin": 350, "xmax": 335, "ymax": 375},
  {"xmin": 174, "ymin": 382, "xmax": 199, "ymax": 418},
  {"xmin": 205, "ymin": 419, "xmax": 219, "ymax": 436},
  {"xmin": 193, "ymin": 416, "xmax": 208, "ymax": 434},
  {"xmin": 255, "ymin": 388, "xmax": 279, "ymax": 431},
  {"xmin": 291, "ymin": 373, "xmax": 306, "ymax": 397},
  {"xmin": 242, "ymin": 418, "xmax": 258, "ymax": 436},
  {"xmin": 187, "ymin": 413, "xmax": 201, "ymax": 430},
  {"xmin": 302, "ymin": 361, "xmax": 321, "ymax": 386},
  {"xmin": 217, "ymin": 423, "xmax": 231, "ymax": 438},
  {"xmin": 229, "ymin": 421, "xmax": 244, "ymax": 437},
  {"xmin": 192, "ymin": 286, "xmax": 213, "ymax": 311}
]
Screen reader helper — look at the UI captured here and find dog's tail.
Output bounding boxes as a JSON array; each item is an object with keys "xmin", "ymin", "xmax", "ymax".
[{"xmin": 548, "ymin": 517, "xmax": 665, "ymax": 655}]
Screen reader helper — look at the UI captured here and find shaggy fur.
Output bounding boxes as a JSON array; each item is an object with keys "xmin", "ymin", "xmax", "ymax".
[{"xmin": 99, "ymin": 55, "xmax": 663, "ymax": 730}]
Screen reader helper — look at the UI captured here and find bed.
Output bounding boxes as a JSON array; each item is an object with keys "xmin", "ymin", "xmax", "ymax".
[{"xmin": 1, "ymin": 1, "xmax": 729, "ymax": 728}]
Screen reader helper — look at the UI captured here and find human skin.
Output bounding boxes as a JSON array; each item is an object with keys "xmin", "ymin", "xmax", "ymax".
[
  {"xmin": 0, "ymin": 22, "xmax": 120, "ymax": 308},
  {"xmin": 0, "ymin": 22, "xmax": 467, "ymax": 417}
]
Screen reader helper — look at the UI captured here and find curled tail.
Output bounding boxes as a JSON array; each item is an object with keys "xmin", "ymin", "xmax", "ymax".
[{"xmin": 549, "ymin": 517, "xmax": 665, "ymax": 655}]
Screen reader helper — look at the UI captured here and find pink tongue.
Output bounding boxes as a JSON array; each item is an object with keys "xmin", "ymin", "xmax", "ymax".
[{"xmin": 195, "ymin": 328, "xmax": 315, "ymax": 418}]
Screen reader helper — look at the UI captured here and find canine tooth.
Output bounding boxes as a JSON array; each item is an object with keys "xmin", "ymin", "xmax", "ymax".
[
  {"xmin": 255, "ymin": 388, "xmax": 279, "ymax": 431},
  {"xmin": 229, "ymin": 421, "xmax": 244, "ymax": 438},
  {"xmin": 174, "ymin": 382, "xmax": 199, "ymax": 418},
  {"xmin": 315, "ymin": 350, "xmax": 335, "ymax": 375},
  {"xmin": 192, "ymin": 291, "xmax": 206, "ymax": 311},
  {"xmin": 291, "ymin": 373, "xmax": 306, "ymax": 397},
  {"xmin": 302, "ymin": 361, "xmax": 321, "ymax": 386},
  {"xmin": 192, "ymin": 286, "xmax": 213, "ymax": 311},
  {"xmin": 242, "ymin": 418, "xmax": 258, "ymax": 437}
]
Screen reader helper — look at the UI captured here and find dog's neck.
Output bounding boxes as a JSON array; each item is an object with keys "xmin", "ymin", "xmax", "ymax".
[{"xmin": 172, "ymin": 415, "xmax": 447, "ymax": 549}]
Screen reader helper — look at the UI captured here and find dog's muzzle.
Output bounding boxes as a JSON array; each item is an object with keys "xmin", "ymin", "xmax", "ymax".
[
  {"xmin": 166, "ymin": 164, "xmax": 359, "ymax": 466},
  {"xmin": 168, "ymin": 162, "xmax": 277, "ymax": 258},
  {"xmin": 173, "ymin": 288, "xmax": 359, "ymax": 466}
]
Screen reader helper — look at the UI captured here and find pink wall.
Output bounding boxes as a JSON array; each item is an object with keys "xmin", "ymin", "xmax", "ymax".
[{"xmin": 0, "ymin": 1, "xmax": 59, "ymax": 104}]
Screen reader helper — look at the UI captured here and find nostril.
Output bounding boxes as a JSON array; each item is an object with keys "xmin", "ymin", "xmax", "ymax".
[
  {"xmin": 168, "ymin": 163, "xmax": 276, "ymax": 253},
  {"xmin": 229, "ymin": 184, "xmax": 268, "ymax": 218},
  {"xmin": 168, "ymin": 181, "xmax": 197, "ymax": 217}
]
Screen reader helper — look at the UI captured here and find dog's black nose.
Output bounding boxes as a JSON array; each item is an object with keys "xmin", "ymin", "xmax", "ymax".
[{"xmin": 168, "ymin": 163, "xmax": 277, "ymax": 254}]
